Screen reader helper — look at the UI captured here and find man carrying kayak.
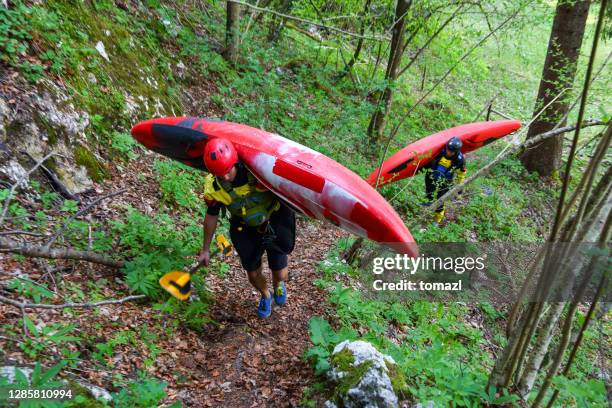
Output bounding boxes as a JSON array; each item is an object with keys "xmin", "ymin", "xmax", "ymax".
[
  {"xmin": 197, "ymin": 138, "xmax": 296, "ymax": 318},
  {"xmin": 422, "ymin": 137, "xmax": 467, "ymax": 223}
]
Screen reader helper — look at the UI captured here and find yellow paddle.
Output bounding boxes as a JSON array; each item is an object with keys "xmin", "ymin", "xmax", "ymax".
[
  {"xmin": 159, "ymin": 260, "xmax": 205, "ymax": 301},
  {"xmin": 159, "ymin": 234, "xmax": 233, "ymax": 301}
]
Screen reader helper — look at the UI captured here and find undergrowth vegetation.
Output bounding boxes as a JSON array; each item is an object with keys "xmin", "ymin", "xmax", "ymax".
[
  {"xmin": 303, "ymin": 247, "xmax": 608, "ymax": 407},
  {"xmin": 0, "ymin": 0, "xmax": 609, "ymax": 406}
]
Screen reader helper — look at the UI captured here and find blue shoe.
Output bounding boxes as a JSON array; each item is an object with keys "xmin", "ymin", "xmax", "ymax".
[
  {"xmin": 273, "ymin": 282, "xmax": 287, "ymax": 306},
  {"xmin": 257, "ymin": 292, "xmax": 273, "ymax": 318}
]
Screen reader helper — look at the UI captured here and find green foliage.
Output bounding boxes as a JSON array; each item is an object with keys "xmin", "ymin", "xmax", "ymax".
[
  {"xmin": 110, "ymin": 131, "xmax": 139, "ymax": 160},
  {"xmin": 19, "ymin": 317, "xmax": 79, "ymax": 359},
  {"xmin": 7, "ymin": 277, "xmax": 54, "ymax": 303},
  {"xmin": 111, "ymin": 375, "xmax": 170, "ymax": 408},
  {"xmin": 153, "ymin": 293, "xmax": 212, "ymax": 332},
  {"xmin": 0, "ymin": 3, "xmax": 44, "ymax": 82},
  {"xmin": 176, "ymin": 24, "xmax": 228, "ymax": 76},
  {"xmin": 308, "ymin": 249, "xmax": 519, "ymax": 405},
  {"xmin": 40, "ymin": 191, "xmax": 60, "ymax": 209},
  {"xmin": 304, "ymin": 316, "xmax": 357, "ymax": 375},
  {"xmin": 550, "ymin": 375, "xmax": 607, "ymax": 407},
  {"xmin": 111, "ymin": 206, "xmax": 202, "ymax": 296},
  {"xmin": 138, "ymin": 326, "xmax": 163, "ymax": 368},
  {"xmin": 0, "ymin": 4, "xmax": 31, "ymax": 62},
  {"xmin": 92, "ymin": 330, "xmax": 135, "ymax": 368},
  {"xmin": 60, "ymin": 199, "xmax": 78, "ymax": 213},
  {"xmin": 0, "ymin": 188, "xmax": 10, "ymax": 201},
  {"xmin": 153, "ymin": 159, "xmax": 205, "ymax": 210},
  {"xmin": 0, "ymin": 361, "xmax": 67, "ymax": 408}
]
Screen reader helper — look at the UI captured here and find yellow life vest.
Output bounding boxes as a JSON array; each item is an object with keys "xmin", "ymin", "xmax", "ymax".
[
  {"xmin": 438, "ymin": 156, "xmax": 452, "ymax": 169},
  {"xmin": 203, "ymin": 172, "xmax": 280, "ymax": 226}
]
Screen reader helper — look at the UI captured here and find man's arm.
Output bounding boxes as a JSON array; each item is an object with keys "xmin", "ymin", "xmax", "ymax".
[{"xmin": 198, "ymin": 213, "xmax": 219, "ymax": 265}]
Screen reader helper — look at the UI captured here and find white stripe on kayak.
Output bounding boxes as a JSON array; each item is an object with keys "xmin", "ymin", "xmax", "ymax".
[{"xmin": 250, "ymin": 153, "xmax": 367, "ymax": 237}]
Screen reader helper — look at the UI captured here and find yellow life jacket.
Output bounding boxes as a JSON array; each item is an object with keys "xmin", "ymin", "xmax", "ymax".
[
  {"xmin": 438, "ymin": 156, "xmax": 452, "ymax": 169},
  {"xmin": 204, "ymin": 172, "xmax": 279, "ymax": 226}
]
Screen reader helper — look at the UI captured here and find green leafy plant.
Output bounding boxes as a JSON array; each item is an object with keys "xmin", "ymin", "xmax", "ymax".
[
  {"xmin": 0, "ymin": 361, "xmax": 67, "ymax": 408},
  {"xmin": 40, "ymin": 191, "xmax": 60, "ymax": 209},
  {"xmin": 304, "ymin": 316, "xmax": 357, "ymax": 375},
  {"xmin": 111, "ymin": 375, "xmax": 170, "ymax": 408},
  {"xmin": 7, "ymin": 277, "xmax": 55, "ymax": 303},
  {"xmin": 92, "ymin": 330, "xmax": 135, "ymax": 368},
  {"xmin": 153, "ymin": 294, "xmax": 212, "ymax": 332},
  {"xmin": 60, "ymin": 200, "xmax": 79, "ymax": 213},
  {"xmin": 153, "ymin": 159, "xmax": 205, "ymax": 209},
  {"xmin": 110, "ymin": 131, "xmax": 139, "ymax": 160},
  {"xmin": 111, "ymin": 206, "xmax": 202, "ymax": 296},
  {"xmin": 19, "ymin": 317, "xmax": 80, "ymax": 359}
]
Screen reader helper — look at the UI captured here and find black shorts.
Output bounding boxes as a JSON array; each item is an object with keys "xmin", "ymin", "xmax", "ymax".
[{"xmin": 229, "ymin": 203, "xmax": 296, "ymax": 272}]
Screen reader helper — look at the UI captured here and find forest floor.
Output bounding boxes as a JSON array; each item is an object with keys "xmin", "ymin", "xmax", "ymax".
[{"xmin": 0, "ymin": 151, "xmax": 348, "ymax": 407}]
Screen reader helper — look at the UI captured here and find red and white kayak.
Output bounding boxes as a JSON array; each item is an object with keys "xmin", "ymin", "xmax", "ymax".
[
  {"xmin": 367, "ymin": 120, "xmax": 522, "ymax": 187},
  {"xmin": 131, "ymin": 117, "xmax": 418, "ymax": 256}
]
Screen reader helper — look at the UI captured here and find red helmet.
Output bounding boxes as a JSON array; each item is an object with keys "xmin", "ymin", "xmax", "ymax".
[{"xmin": 203, "ymin": 138, "xmax": 238, "ymax": 176}]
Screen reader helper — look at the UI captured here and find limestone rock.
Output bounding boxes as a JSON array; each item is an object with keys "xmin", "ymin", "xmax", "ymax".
[
  {"xmin": 0, "ymin": 83, "xmax": 94, "ymax": 194},
  {"xmin": 0, "ymin": 159, "xmax": 28, "ymax": 185},
  {"xmin": 327, "ymin": 340, "xmax": 399, "ymax": 408},
  {"xmin": 95, "ymin": 41, "xmax": 110, "ymax": 62}
]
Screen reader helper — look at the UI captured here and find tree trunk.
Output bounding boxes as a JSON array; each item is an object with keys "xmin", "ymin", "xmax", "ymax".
[
  {"xmin": 520, "ymin": 0, "xmax": 590, "ymax": 176},
  {"xmin": 224, "ymin": 1, "xmax": 241, "ymax": 64},
  {"xmin": 366, "ymin": 0, "xmax": 411, "ymax": 147}
]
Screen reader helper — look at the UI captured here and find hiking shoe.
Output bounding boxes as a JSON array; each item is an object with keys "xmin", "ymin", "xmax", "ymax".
[
  {"xmin": 257, "ymin": 292, "xmax": 273, "ymax": 318},
  {"xmin": 274, "ymin": 282, "xmax": 287, "ymax": 306}
]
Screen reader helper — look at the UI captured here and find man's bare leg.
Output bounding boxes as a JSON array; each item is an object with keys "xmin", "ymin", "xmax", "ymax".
[
  {"xmin": 247, "ymin": 265, "xmax": 270, "ymax": 298},
  {"xmin": 272, "ymin": 267, "xmax": 288, "ymax": 290}
]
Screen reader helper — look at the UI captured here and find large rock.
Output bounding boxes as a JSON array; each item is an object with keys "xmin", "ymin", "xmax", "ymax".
[
  {"xmin": 326, "ymin": 340, "xmax": 400, "ymax": 408},
  {"xmin": 0, "ymin": 80, "xmax": 94, "ymax": 194}
]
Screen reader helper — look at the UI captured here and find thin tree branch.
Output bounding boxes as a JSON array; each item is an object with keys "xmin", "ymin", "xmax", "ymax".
[
  {"xmin": 473, "ymin": 92, "xmax": 501, "ymax": 121},
  {"xmin": 44, "ymin": 189, "xmax": 127, "ymax": 248},
  {"xmin": 224, "ymin": 0, "xmax": 389, "ymax": 41},
  {"xmin": 338, "ymin": 0, "xmax": 372, "ymax": 79},
  {"xmin": 0, "ymin": 231, "xmax": 45, "ymax": 237},
  {"xmin": 397, "ymin": 3, "xmax": 465, "ymax": 78},
  {"xmin": 488, "ymin": 108, "xmax": 515, "ymax": 120},
  {"xmin": 0, "ymin": 294, "xmax": 146, "ymax": 310},
  {"xmin": 0, "ymin": 237, "xmax": 124, "ymax": 268}
]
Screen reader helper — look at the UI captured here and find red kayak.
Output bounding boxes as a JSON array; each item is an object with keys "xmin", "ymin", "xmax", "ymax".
[
  {"xmin": 131, "ymin": 117, "xmax": 418, "ymax": 256},
  {"xmin": 367, "ymin": 120, "xmax": 522, "ymax": 187}
]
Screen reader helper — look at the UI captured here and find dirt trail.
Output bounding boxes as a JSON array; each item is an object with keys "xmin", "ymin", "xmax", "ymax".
[
  {"xmin": 175, "ymin": 219, "xmax": 341, "ymax": 407},
  {"xmin": 105, "ymin": 157, "xmax": 343, "ymax": 407}
]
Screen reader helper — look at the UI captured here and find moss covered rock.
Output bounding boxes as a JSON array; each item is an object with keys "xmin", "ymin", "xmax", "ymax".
[{"xmin": 326, "ymin": 340, "xmax": 399, "ymax": 408}]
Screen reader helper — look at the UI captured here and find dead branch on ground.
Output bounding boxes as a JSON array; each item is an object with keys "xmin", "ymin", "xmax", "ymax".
[{"xmin": 0, "ymin": 238, "xmax": 125, "ymax": 268}]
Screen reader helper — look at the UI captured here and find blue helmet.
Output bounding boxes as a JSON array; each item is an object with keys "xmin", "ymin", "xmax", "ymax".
[{"xmin": 446, "ymin": 137, "xmax": 462, "ymax": 153}]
